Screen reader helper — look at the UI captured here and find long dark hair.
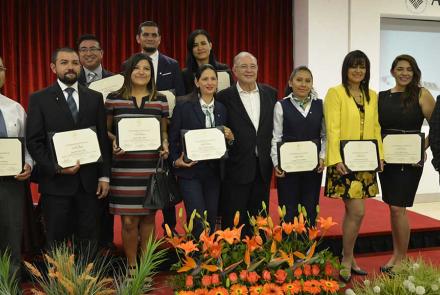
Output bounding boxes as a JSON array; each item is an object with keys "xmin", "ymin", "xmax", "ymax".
[
  {"xmin": 342, "ymin": 50, "xmax": 371, "ymax": 103},
  {"xmin": 186, "ymin": 29, "xmax": 218, "ymax": 73},
  {"xmin": 390, "ymin": 54, "xmax": 421, "ymax": 110},
  {"xmin": 194, "ymin": 64, "xmax": 218, "ymax": 96},
  {"xmin": 115, "ymin": 53, "xmax": 157, "ymax": 100}
]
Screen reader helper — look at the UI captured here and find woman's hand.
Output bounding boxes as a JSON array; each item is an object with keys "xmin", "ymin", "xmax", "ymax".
[
  {"xmin": 112, "ymin": 139, "xmax": 125, "ymax": 156},
  {"xmin": 274, "ymin": 166, "xmax": 285, "ymax": 178},
  {"xmin": 174, "ymin": 152, "xmax": 198, "ymax": 168},
  {"xmin": 223, "ymin": 126, "xmax": 234, "ymax": 142},
  {"xmin": 316, "ymin": 158, "xmax": 325, "ymax": 173},
  {"xmin": 335, "ymin": 162, "xmax": 348, "ymax": 175},
  {"xmin": 160, "ymin": 140, "xmax": 169, "ymax": 159}
]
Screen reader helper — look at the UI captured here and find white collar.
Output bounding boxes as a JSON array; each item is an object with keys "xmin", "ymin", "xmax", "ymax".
[
  {"xmin": 83, "ymin": 64, "xmax": 102, "ymax": 76},
  {"xmin": 57, "ymin": 79, "xmax": 79, "ymax": 93},
  {"xmin": 149, "ymin": 50, "xmax": 159, "ymax": 61},
  {"xmin": 237, "ymin": 82, "xmax": 259, "ymax": 94}
]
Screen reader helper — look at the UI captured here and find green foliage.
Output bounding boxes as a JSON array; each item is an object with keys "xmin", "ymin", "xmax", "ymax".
[{"xmin": 0, "ymin": 250, "xmax": 21, "ymax": 295}]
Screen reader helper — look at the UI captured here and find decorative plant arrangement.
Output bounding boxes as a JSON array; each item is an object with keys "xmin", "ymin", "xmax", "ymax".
[
  {"xmin": 0, "ymin": 250, "xmax": 21, "ymax": 295},
  {"xmin": 168, "ymin": 203, "xmax": 342, "ymax": 294}
]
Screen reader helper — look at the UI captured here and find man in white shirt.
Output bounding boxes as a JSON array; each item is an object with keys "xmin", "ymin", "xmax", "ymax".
[{"xmin": 0, "ymin": 56, "xmax": 33, "ymax": 278}]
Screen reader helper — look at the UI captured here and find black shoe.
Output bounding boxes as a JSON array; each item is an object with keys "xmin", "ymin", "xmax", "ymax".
[
  {"xmin": 380, "ymin": 265, "xmax": 395, "ymax": 277},
  {"xmin": 339, "ymin": 268, "xmax": 351, "ymax": 283},
  {"xmin": 351, "ymin": 267, "xmax": 368, "ymax": 276}
]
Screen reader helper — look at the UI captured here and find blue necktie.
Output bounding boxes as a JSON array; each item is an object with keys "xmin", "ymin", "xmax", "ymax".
[
  {"xmin": 0, "ymin": 109, "xmax": 8, "ymax": 137},
  {"xmin": 201, "ymin": 104, "xmax": 214, "ymax": 128},
  {"xmin": 65, "ymin": 87, "xmax": 78, "ymax": 123}
]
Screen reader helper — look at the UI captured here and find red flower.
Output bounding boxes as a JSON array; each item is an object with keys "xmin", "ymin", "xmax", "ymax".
[
  {"xmin": 240, "ymin": 270, "xmax": 248, "ymax": 281},
  {"xmin": 185, "ymin": 275, "xmax": 194, "ymax": 288},
  {"xmin": 211, "ymin": 273, "xmax": 221, "ymax": 285},
  {"xmin": 303, "ymin": 280, "xmax": 321, "ymax": 294},
  {"xmin": 229, "ymin": 272, "xmax": 238, "ymax": 284},
  {"xmin": 311, "ymin": 264, "xmax": 320, "ymax": 276},
  {"xmin": 274, "ymin": 269, "xmax": 287, "ymax": 284},
  {"xmin": 303, "ymin": 264, "xmax": 312, "ymax": 276},
  {"xmin": 201, "ymin": 275, "xmax": 212, "ymax": 287},
  {"xmin": 324, "ymin": 263, "xmax": 333, "ymax": 276},
  {"xmin": 247, "ymin": 271, "xmax": 260, "ymax": 284},
  {"xmin": 262, "ymin": 270, "xmax": 271, "ymax": 281},
  {"xmin": 293, "ymin": 267, "xmax": 303, "ymax": 278}
]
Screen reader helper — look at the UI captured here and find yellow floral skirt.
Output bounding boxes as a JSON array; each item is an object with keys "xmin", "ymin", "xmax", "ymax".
[{"xmin": 324, "ymin": 166, "xmax": 379, "ymax": 199}]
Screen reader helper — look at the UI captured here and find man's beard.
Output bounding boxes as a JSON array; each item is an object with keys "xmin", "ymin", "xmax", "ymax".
[
  {"xmin": 143, "ymin": 46, "xmax": 157, "ymax": 54},
  {"xmin": 58, "ymin": 71, "xmax": 78, "ymax": 85}
]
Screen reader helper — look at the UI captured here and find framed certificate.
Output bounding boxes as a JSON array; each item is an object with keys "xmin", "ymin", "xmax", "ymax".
[
  {"xmin": 217, "ymin": 71, "xmax": 231, "ymax": 92},
  {"xmin": 340, "ymin": 140, "xmax": 380, "ymax": 172},
  {"xmin": 49, "ymin": 127, "xmax": 102, "ymax": 168},
  {"xmin": 277, "ymin": 140, "xmax": 319, "ymax": 173},
  {"xmin": 0, "ymin": 137, "xmax": 24, "ymax": 176},
  {"xmin": 182, "ymin": 127, "xmax": 227, "ymax": 161},
  {"xmin": 116, "ymin": 117, "xmax": 161, "ymax": 152},
  {"xmin": 158, "ymin": 90, "xmax": 176, "ymax": 118},
  {"xmin": 89, "ymin": 74, "xmax": 124, "ymax": 100},
  {"xmin": 383, "ymin": 133, "xmax": 424, "ymax": 165}
]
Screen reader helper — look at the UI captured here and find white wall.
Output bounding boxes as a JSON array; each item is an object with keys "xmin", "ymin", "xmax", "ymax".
[{"xmin": 294, "ymin": 0, "xmax": 440, "ymax": 196}]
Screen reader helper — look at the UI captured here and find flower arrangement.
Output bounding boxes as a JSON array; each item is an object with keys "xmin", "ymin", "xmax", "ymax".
[
  {"xmin": 167, "ymin": 203, "xmax": 341, "ymax": 294},
  {"xmin": 349, "ymin": 257, "xmax": 440, "ymax": 295}
]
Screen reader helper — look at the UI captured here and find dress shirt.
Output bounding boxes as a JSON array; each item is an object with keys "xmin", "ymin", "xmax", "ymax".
[
  {"xmin": 57, "ymin": 80, "xmax": 80, "ymax": 111},
  {"xmin": 83, "ymin": 64, "xmax": 103, "ymax": 82},
  {"xmin": 0, "ymin": 93, "xmax": 33, "ymax": 168},
  {"xmin": 149, "ymin": 50, "xmax": 159, "ymax": 83},
  {"xmin": 270, "ymin": 93, "xmax": 326, "ymax": 167},
  {"xmin": 200, "ymin": 98, "xmax": 215, "ymax": 128},
  {"xmin": 237, "ymin": 82, "xmax": 260, "ymax": 132}
]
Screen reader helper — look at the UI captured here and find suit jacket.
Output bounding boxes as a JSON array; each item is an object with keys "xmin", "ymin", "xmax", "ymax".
[
  {"xmin": 216, "ymin": 83, "xmax": 277, "ymax": 184},
  {"xmin": 181, "ymin": 62, "xmax": 233, "ymax": 95},
  {"xmin": 157, "ymin": 53, "xmax": 185, "ymax": 96},
  {"xmin": 429, "ymin": 95, "xmax": 440, "ymax": 170},
  {"xmin": 26, "ymin": 82, "xmax": 111, "ymax": 196},
  {"xmin": 169, "ymin": 93, "xmax": 228, "ymax": 179},
  {"xmin": 78, "ymin": 66, "xmax": 113, "ymax": 87}
]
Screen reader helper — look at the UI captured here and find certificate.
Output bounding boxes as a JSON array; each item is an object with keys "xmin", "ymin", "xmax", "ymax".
[
  {"xmin": 217, "ymin": 71, "xmax": 231, "ymax": 92},
  {"xmin": 182, "ymin": 127, "xmax": 227, "ymax": 161},
  {"xmin": 277, "ymin": 141, "xmax": 318, "ymax": 173},
  {"xmin": 0, "ymin": 138, "xmax": 24, "ymax": 176},
  {"xmin": 383, "ymin": 133, "xmax": 424, "ymax": 165},
  {"xmin": 158, "ymin": 90, "xmax": 176, "ymax": 118},
  {"xmin": 89, "ymin": 74, "xmax": 124, "ymax": 100},
  {"xmin": 340, "ymin": 140, "xmax": 380, "ymax": 172},
  {"xmin": 51, "ymin": 128, "xmax": 102, "ymax": 168},
  {"xmin": 117, "ymin": 117, "xmax": 161, "ymax": 152}
]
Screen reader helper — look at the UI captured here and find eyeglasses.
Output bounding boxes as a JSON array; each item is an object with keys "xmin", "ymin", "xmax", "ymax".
[
  {"xmin": 78, "ymin": 47, "xmax": 102, "ymax": 53},
  {"xmin": 237, "ymin": 64, "xmax": 258, "ymax": 71},
  {"xmin": 0, "ymin": 66, "xmax": 6, "ymax": 72}
]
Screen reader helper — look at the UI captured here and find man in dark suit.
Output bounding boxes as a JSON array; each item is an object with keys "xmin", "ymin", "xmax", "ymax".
[
  {"xmin": 216, "ymin": 52, "xmax": 277, "ymax": 234},
  {"xmin": 430, "ymin": 96, "xmax": 440, "ymax": 181},
  {"xmin": 77, "ymin": 34, "xmax": 113, "ymax": 86},
  {"xmin": 26, "ymin": 48, "xmax": 111, "ymax": 254}
]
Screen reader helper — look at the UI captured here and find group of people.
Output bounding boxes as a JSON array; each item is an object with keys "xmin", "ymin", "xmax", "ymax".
[{"xmin": 1, "ymin": 20, "xmax": 440, "ymax": 283}]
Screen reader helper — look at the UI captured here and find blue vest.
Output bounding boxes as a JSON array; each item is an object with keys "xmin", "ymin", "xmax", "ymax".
[{"xmin": 280, "ymin": 98, "xmax": 323, "ymax": 149}]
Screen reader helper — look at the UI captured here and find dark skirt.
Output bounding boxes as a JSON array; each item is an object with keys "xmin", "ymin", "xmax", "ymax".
[{"xmin": 325, "ymin": 166, "xmax": 379, "ymax": 199}]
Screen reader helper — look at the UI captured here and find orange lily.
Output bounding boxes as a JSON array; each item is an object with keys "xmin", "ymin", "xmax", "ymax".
[
  {"xmin": 216, "ymin": 225, "xmax": 244, "ymax": 244},
  {"xmin": 318, "ymin": 216, "xmax": 337, "ymax": 231},
  {"xmin": 273, "ymin": 226, "xmax": 283, "ymax": 242},
  {"xmin": 242, "ymin": 235, "xmax": 263, "ymax": 253},
  {"xmin": 256, "ymin": 216, "xmax": 268, "ymax": 228},
  {"xmin": 199, "ymin": 230, "xmax": 216, "ymax": 252},
  {"xmin": 293, "ymin": 214, "xmax": 306, "ymax": 234},
  {"xmin": 209, "ymin": 242, "xmax": 223, "ymax": 259},
  {"xmin": 177, "ymin": 256, "xmax": 197, "ymax": 273},
  {"xmin": 168, "ymin": 236, "xmax": 185, "ymax": 247},
  {"xmin": 282, "ymin": 222, "xmax": 295, "ymax": 235},
  {"xmin": 233, "ymin": 211, "xmax": 240, "ymax": 227},
  {"xmin": 308, "ymin": 227, "xmax": 320, "ymax": 241},
  {"xmin": 177, "ymin": 240, "xmax": 199, "ymax": 256}
]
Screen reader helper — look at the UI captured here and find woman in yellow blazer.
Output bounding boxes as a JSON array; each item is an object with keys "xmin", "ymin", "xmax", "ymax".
[{"xmin": 324, "ymin": 50, "xmax": 384, "ymax": 282}]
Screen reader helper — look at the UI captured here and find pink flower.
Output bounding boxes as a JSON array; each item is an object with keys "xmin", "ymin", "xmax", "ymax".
[
  {"xmin": 212, "ymin": 273, "xmax": 221, "ymax": 285},
  {"xmin": 262, "ymin": 270, "xmax": 271, "ymax": 281},
  {"xmin": 201, "ymin": 275, "xmax": 212, "ymax": 287},
  {"xmin": 274, "ymin": 269, "xmax": 287, "ymax": 284},
  {"xmin": 186, "ymin": 275, "xmax": 194, "ymax": 288},
  {"xmin": 229, "ymin": 272, "xmax": 238, "ymax": 284},
  {"xmin": 247, "ymin": 271, "xmax": 260, "ymax": 284},
  {"xmin": 240, "ymin": 270, "xmax": 248, "ymax": 281}
]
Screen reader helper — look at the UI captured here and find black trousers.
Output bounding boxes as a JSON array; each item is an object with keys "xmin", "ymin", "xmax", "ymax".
[
  {"xmin": 41, "ymin": 186, "xmax": 100, "ymax": 256},
  {"xmin": 221, "ymin": 158, "xmax": 271, "ymax": 236},
  {"xmin": 98, "ymin": 197, "xmax": 114, "ymax": 246},
  {"xmin": 276, "ymin": 171, "xmax": 322, "ymax": 225},
  {"xmin": 0, "ymin": 178, "xmax": 25, "ymax": 277}
]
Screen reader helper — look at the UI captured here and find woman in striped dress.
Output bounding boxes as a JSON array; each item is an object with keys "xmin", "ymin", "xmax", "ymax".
[{"xmin": 105, "ymin": 53, "xmax": 169, "ymax": 272}]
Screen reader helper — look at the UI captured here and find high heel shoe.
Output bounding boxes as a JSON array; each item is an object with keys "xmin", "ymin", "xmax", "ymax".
[
  {"xmin": 351, "ymin": 266, "xmax": 368, "ymax": 276},
  {"xmin": 380, "ymin": 265, "xmax": 395, "ymax": 277},
  {"xmin": 339, "ymin": 268, "xmax": 351, "ymax": 283}
]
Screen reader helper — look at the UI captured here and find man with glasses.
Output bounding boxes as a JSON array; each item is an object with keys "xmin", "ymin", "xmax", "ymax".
[
  {"xmin": 0, "ymin": 56, "xmax": 33, "ymax": 279},
  {"xmin": 77, "ymin": 34, "xmax": 113, "ymax": 86},
  {"xmin": 217, "ymin": 52, "xmax": 277, "ymax": 235}
]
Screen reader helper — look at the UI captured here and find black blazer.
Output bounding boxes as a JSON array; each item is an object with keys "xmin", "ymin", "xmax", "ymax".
[
  {"xmin": 169, "ymin": 93, "xmax": 228, "ymax": 179},
  {"xmin": 78, "ymin": 66, "xmax": 113, "ymax": 87},
  {"xmin": 26, "ymin": 82, "xmax": 111, "ymax": 196},
  {"xmin": 430, "ymin": 95, "xmax": 440, "ymax": 170},
  {"xmin": 216, "ymin": 83, "xmax": 277, "ymax": 184},
  {"xmin": 181, "ymin": 62, "xmax": 234, "ymax": 95}
]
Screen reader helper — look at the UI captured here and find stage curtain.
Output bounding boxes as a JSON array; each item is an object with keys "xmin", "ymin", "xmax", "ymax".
[{"xmin": 0, "ymin": 0, "xmax": 293, "ymax": 108}]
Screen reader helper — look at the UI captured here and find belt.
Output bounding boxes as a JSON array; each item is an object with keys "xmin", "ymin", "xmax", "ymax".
[{"xmin": 0, "ymin": 176, "xmax": 16, "ymax": 182}]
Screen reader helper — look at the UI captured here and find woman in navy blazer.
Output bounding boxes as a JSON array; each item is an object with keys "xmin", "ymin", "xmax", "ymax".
[{"xmin": 169, "ymin": 64, "xmax": 234, "ymax": 237}]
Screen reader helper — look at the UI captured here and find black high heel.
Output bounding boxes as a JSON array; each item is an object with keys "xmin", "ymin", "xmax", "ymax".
[
  {"xmin": 380, "ymin": 265, "xmax": 395, "ymax": 277},
  {"xmin": 351, "ymin": 266, "xmax": 368, "ymax": 276}
]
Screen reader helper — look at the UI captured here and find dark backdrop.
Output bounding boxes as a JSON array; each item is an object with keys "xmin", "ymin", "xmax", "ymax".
[{"xmin": 0, "ymin": 0, "xmax": 293, "ymax": 108}]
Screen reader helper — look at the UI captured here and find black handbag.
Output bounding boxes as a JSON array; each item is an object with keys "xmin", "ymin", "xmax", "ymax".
[{"xmin": 143, "ymin": 157, "xmax": 181, "ymax": 209}]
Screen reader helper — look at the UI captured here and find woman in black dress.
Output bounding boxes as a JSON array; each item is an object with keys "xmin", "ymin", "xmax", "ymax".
[
  {"xmin": 181, "ymin": 29, "xmax": 233, "ymax": 94},
  {"xmin": 378, "ymin": 54, "xmax": 435, "ymax": 273}
]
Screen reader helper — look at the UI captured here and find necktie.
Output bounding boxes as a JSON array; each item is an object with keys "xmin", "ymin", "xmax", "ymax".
[
  {"xmin": 0, "ymin": 109, "xmax": 8, "ymax": 137},
  {"xmin": 87, "ymin": 72, "xmax": 97, "ymax": 83},
  {"xmin": 201, "ymin": 104, "xmax": 214, "ymax": 128},
  {"xmin": 65, "ymin": 87, "xmax": 78, "ymax": 123}
]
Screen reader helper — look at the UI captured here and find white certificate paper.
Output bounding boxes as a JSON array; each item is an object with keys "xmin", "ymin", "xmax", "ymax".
[
  {"xmin": 383, "ymin": 133, "xmax": 423, "ymax": 164},
  {"xmin": 184, "ymin": 128, "xmax": 227, "ymax": 161},
  {"xmin": 278, "ymin": 141, "xmax": 318, "ymax": 173},
  {"xmin": 217, "ymin": 71, "xmax": 231, "ymax": 92},
  {"xmin": 341, "ymin": 140, "xmax": 379, "ymax": 172},
  {"xmin": 117, "ymin": 117, "xmax": 161, "ymax": 152},
  {"xmin": 158, "ymin": 90, "xmax": 176, "ymax": 118},
  {"xmin": 89, "ymin": 74, "xmax": 124, "ymax": 100},
  {"xmin": 52, "ymin": 128, "xmax": 102, "ymax": 168},
  {"xmin": 0, "ymin": 138, "xmax": 23, "ymax": 176}
]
